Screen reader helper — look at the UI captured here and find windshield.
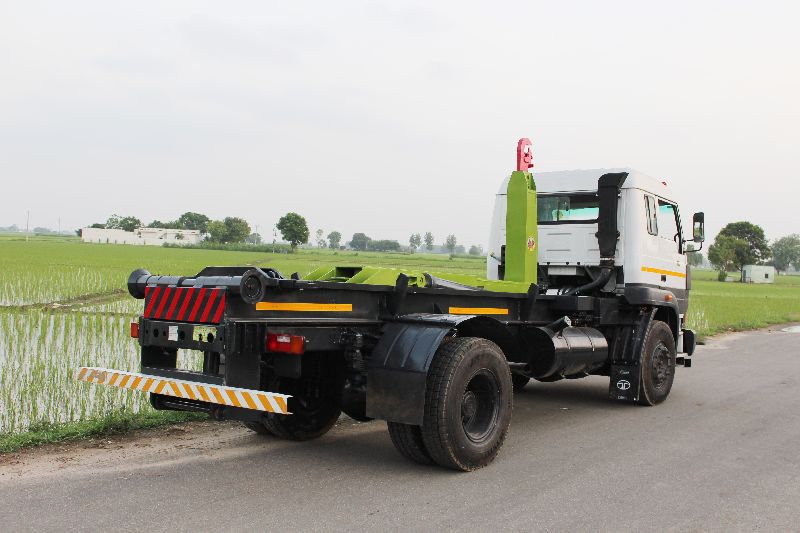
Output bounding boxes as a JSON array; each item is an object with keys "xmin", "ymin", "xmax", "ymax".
[{"xmin": 537, "ymin": 194, "xmax": 599, "ymax": 224}]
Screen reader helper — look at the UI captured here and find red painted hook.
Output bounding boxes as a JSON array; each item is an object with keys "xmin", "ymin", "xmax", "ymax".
[{"xmin": 516, "ymin": 138, "xmax": 533, "ymax": 172}]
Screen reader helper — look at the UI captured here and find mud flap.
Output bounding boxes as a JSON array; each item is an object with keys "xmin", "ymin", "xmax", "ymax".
[{"xmin": 608, "ymin": 308, "xmax": 657, "ymax": 403}]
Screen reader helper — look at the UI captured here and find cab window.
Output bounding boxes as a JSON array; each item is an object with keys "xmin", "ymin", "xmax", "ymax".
[
  {"xmin": 644, "ymin": 195, "xmax": 658, "ymax": 236},
  {"xmin": 537, "ymin": 194, "xmax": 599, "ymax": 224},
  {"xmin": 657, "ymin": 200, "xmax": 680, "ymax": 247}
]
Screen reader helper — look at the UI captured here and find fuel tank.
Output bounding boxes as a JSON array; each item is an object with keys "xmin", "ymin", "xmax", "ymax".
[{"xmin": 522, "ymin": 322, "xmax": 609, "ymax": 380}]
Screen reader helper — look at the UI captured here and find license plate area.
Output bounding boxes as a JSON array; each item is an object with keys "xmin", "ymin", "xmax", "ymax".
[{"xmin": 140, "ymin": 319, "xmax": 225, "ymax": 352}]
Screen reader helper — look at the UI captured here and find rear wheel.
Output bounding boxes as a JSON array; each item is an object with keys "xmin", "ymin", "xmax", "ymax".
[
  {"xmin": 421, "ymin": 337, "xmax": 513, "ymax": 471},
  {"xmin": 245, "ymin": 374, "xmax": 342, "ymax": 441},
  {"xmin": 387, "ymin": 422, "xmax": 433, "ymax": 465},
  {"xmin": 637, "ymin": 320, "xmax": 677, "ymax": 406}
]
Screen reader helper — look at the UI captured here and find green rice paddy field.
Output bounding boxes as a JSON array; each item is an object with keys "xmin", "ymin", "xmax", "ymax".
[{"xmin": 1, "ymin": 235, "xmax": 799, "ymax": 444}]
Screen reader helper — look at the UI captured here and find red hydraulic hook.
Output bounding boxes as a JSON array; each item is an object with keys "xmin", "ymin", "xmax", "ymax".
[{"xmin": 516, "ymin": 138, "xmax": 533, "ymax": 172}]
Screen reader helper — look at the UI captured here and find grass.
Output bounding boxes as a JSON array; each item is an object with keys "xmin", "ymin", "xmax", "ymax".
[
  {"xmin": 0, "ymin": 410, "xmax": 205, "ymax": 453},
  {"xmin": 1, "ymin": 239, "xmax": 798, "ymax": 451},
  {"xmin": 687, "ymin": 269, "xmax": 800, "ymax": 338}
]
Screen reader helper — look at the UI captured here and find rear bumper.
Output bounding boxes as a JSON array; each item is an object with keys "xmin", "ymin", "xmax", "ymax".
[{"xmin": 75, "ymin": 367, "xmax": 291, "ymax": 415}]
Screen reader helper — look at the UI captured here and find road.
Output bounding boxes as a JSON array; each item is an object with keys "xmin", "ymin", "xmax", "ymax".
[{"xmin": 1, "ymin": 327, "xmax": 799, "ymax": 532}]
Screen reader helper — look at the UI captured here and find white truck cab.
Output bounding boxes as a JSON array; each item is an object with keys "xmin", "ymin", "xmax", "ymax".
[{"xmin": 489, "ymin": 168, "xmax": 693, "ymax": 292}]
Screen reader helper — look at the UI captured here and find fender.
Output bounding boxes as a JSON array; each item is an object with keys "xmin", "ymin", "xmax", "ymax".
[
  {"xmin": 608, "ymin": 308, "xmax": 657, "ymax": 403},
  {"xmin": 622, "ymin": 286, "xmax": 682, "ymax": 338},
  {"xmin": 366, "ymin": 313, "xmax": 517, "ymax": 424}
]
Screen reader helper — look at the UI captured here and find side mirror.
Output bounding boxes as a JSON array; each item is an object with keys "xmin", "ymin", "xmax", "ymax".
[{"xmin": 692, "ymin": 212, "xmax": 705, "ymax": 243}]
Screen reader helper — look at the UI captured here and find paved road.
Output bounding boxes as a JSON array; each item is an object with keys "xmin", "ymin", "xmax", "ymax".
[{"xmin": 1, "ymin": 327, "xmax": 799, "ymax": 532}]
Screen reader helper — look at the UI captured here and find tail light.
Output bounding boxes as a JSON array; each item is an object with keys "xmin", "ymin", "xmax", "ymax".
[
  {"xmin": 130, "ymin": 322, "xmax": 140, "ymax": 339},
  {"xmin": 267, "ymin": 333, "xmax": 305, "ymax": 354}
]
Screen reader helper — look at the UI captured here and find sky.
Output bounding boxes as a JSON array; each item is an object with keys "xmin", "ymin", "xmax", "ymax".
[{"xmin": 1, "ymin": 0, "xmax": 799, "ymax": 248}]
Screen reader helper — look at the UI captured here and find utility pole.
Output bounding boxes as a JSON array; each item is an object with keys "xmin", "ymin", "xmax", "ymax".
[{"xmin": 26, "ymin": 210, "xmax": 30, "ymax": 242}]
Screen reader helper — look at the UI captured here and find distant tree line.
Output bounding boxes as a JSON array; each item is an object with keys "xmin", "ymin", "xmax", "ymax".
[{"xmin": 80, "ymin": 210, "xmax": 486, "ymax": 255}]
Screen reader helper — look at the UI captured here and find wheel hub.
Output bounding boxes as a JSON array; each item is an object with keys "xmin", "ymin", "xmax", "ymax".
[
  {"xmin": 460, "ymin": 369, "xmax": 501, "ymax": 444},
  {"xmin": 651, "ymin": 342, "xmax": 671, "ymax": 389},
  {"xmin": 461, "ymin": 391, "xmax": 478, "ymax": 423}
]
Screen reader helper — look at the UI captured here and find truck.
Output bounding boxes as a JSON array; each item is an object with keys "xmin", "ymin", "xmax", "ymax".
[{"xmin": 76, "ymin": 138, "xmax": 704, "ymax": 471}]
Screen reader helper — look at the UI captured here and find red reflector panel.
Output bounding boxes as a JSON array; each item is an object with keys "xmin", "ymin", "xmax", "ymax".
[
  {"xmin": 267, "ymin": 333, "xmax": 305, "ymax": 354},
  {"xmin": 130, "ymin": 322, "xmax": 140, "ymax": 338},
  {"xmin": 143, "ymin": 286, "xmax": 226, "ymax": 324}
]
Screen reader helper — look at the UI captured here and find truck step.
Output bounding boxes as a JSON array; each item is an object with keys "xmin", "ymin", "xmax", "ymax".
[{"xmin": 74, "ymin": 367, "xmax": 291, "ymax": 415}]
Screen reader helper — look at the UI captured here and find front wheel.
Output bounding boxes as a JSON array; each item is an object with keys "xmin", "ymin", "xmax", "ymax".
[
  {"xmin": 421, "ymin": 337, "xmax": 513, "ymax": 471},
  {"xmin": 637, "ymin": 320, "xmax": 677, "ymax": 406}
]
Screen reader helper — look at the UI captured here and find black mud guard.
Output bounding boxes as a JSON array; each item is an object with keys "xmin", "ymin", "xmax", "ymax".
[
  {"xmin": 366, "ymin": 313, "xmax": 517, "ymax": 425},
  {"xmin": 608, "ymin": 308, "xmax": 657, "ymax": 403}
]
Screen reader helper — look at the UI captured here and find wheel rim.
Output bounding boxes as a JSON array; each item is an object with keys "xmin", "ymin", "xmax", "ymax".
[
  {"xmin": 651, "ymin": 341, "xmax": 672, "ymax": 390},
  {"xmin": 460, "ymin": 369, "xmax": 501, "ymax": 444}
]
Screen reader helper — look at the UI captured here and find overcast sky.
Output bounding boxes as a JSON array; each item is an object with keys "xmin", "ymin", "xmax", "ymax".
[{"xmin": 1, "ymin": 0, "xmax": 798, "ymax": 247}]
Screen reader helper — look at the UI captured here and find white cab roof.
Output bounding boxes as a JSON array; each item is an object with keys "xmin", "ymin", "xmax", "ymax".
[{"xmin": 532, "ymin": 168, "xmax": 674, "ymax": 199}]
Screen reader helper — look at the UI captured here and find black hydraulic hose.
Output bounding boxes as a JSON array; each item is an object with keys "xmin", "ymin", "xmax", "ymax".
[{"xmin": 562, "ymin": 267, "xmax": 613, "ymax": 296}]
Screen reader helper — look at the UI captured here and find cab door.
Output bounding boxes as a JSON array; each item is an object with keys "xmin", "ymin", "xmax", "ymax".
[{"xmin": 654, "ymin": 199, "xmax": 686, "ymax": 291}]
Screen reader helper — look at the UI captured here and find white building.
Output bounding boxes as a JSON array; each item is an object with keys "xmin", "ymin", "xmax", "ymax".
[
  {"xmin": 741, "ymin": 264, "xmax": 775, "ymax": 284},
  {"xmin": 81, "ymin": 227, "xmax": 203, "ymax": 246}
]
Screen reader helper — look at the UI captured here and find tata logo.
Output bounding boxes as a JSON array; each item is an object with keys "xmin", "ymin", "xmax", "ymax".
[{"xmin": 616, "ymin": 379, "xmax": 631, "ymax": 391}]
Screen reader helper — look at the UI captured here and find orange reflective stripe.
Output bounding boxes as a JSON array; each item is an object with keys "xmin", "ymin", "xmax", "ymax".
[
  {"xmin": 242, "ymin": 392, "xmax": 257, "ymax": 410},
  {"xmin": 181, "ymin": 383, "xmax": 197, "ymax": 400},
  {"xmin": 197, "ymin": 386, "xmax": 210, "ymax": 402},
  {"xmin": 641, "ymin": 266, "xmax": 686, "ymax": 278},
  {"xmin": 211, "ymin": 387, "xmax": 226, "ymax": 405},
  {"xmin": 226, "ymin": 389, "xmax": 241, "ymax": 407},
  {"xmin": 274, "ymin": 396, "xmax": 288, "ymax": 414}
]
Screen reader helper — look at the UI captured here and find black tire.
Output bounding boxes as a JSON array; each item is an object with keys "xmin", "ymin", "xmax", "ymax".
[
  {"xmin": 260, "ymin": 399, "xmax": 341, "ymax": 441},
  {"xmin": 421, "ymin": 337, "xmax": 513, "ymax": 471},
  {"xmin": 637, "ymin": 320, "xmax": 677, "ymax": 406},
  {"xmin": 511, "ymin": 373, "xmax": 531, "ymax": 392},
  {"xmin": 247, "ymin": 374, "xmax": 342, "ymax": 441},
  {"xmin": 387, "ymin": 422, "xmax": 434, "ymax": 465},
  {"xmin": 244, "ymin": 421, "xmax": 277, "ymax": 436}
]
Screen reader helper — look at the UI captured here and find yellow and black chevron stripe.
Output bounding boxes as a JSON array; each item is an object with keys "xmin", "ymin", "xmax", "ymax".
[{"xmin": 75, "ymin": 367, "xmax": 291, "ymax": 414}]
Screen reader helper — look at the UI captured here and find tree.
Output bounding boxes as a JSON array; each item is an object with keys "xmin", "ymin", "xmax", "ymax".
[
  {"xmin": 717, "ymin": 221, "xmax": 771, "ymax": 268},
  {"xmin": 104, "ymin": 214, "xmax": 140, "ymax": 232},
  {"xmin": 177, "ymin": 212, "xmax": 211, "ymax": 233},
  {"xmin": 223, "ymin": 217, "xmax": 251, "ymax": 243},
  {"xmin": 327, "ymin": 231, "xmax": 342, "ymax": 249},
  {"xmin": 708, "ymin": 235, "xmax": 749, "ymax": 276},
  {"xmin": 368, "ymin": 239, "xmax": 401, "ymax": 252},
  {"xmin": 424, "ymin": 232, "xmax": 434, "ymax": 251},
  {"xmin": 771, "ymin": 234, "xmax": 800, "ymax": 272},
  {"xmin": 89, "ymin": 222, "xmax": 105, "ymax": 229},
  {"xmin": 409, "ymin": 233, "xmax": 421, "ymax": 251},
  {"xmin": 206, "ymin": 220, "xmax": 228, "ymax": 243},
  {"xmin": 445, "ymin": 234, "xmax": 458, "ymax": 254},
  {"xmin": 276, "ymin": 212, "xmax": 309, "ymax": 250},
  {"xmin": 350, "ymin": 232, "xmax": 371, "ymax": 251},
  {"xmin": 686, "ymin": 244, "xmax": 704, "ymax": 267},
  {"xmin": 147, "ymin": 220, "xmax": 166, "ymax": 228},
  {"xmin": 118, "ymin": 216, "xmax": 141, "ymax": 232},
  {"xmin": 468, "ymin": 244, "xmax": 484, "ymax": 256},
  {"xmin": 315, "ymin": 229, "xmax": 326, "ymax": 248},
  {"xmin": 246, "ymin": 233, "xmax": 262, "ymax": 245},
  {"xmin": 104, "ymin": 214, "xmax": 121, "ymax": 229}
]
